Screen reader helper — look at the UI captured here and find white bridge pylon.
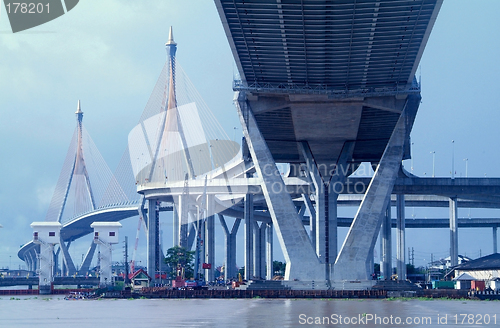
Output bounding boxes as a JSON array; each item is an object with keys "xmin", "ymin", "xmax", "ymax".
[
  {"xmin": 127, "ymin": 27, "xmax": 244, "ymax": 284},
  {"xmin": 39, "ymin": 101, "xmax": 129, "ymax": 276}
]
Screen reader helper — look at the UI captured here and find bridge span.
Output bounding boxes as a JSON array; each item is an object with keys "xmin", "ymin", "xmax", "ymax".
[{"xmin": 18, "ymin": 1, "xmax": 500, "ymax": 290}]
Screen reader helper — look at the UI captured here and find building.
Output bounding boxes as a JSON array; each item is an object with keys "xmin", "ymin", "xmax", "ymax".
[{"xmin": 452, "ymin": 253, "xmax": 500, "ymax": 290}]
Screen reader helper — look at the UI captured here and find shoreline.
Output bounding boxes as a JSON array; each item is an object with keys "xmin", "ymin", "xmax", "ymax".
[{"xmin": 3, "ymin": 287, "xmax": 498, "ymax": 300}]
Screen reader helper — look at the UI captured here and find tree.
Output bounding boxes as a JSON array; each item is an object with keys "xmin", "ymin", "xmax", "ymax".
[
  {"xmin": 273, "ymin": 261, "xmax": 286, "ymax": 277},
  {"xmin": 164, "ymin": 246, "xmax": 195, "ymax": 279}
]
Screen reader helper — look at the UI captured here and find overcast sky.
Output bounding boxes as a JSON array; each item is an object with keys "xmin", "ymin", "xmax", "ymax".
[{"xmin": 0, "ymin": 1, "xmax": 499, "ymax": 270}]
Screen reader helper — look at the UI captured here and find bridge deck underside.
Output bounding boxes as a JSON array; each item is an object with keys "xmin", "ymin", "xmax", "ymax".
[
  {"xmin": 217, "ymin": 0, "xmax": 440, "ymax": 89},
  {"xmin": 252, "ymin": 97, "xmax": 408, "ymax": 163}
]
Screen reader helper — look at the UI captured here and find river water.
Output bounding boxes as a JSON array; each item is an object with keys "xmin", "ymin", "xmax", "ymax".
[{"xmin": 0, "ymin": 297, "xmax": 498, "ymax": 327}]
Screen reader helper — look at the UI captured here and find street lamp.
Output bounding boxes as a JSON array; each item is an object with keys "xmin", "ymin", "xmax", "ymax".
[
  {"xmin": 463, "ymin": 158, "xmax": 468, "ymax": 178},
  {"xmin": 430, "ymin": 151, "xmax": 435, "ymax": 177},
  {"xmin": 451, "ymin": 140, "xmax": 455, "ymax": 180}
]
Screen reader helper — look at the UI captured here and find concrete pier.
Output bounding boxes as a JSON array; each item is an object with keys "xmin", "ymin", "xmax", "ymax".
[
  {"xmin": 449, "ymin": 197, "xmax": 458, "ymax": 267},
  {"xmin": 380, "ymin": 204, "xmax": 392, "ymax": 280},
  {"xmin": 396, "ymin": 195, "xmax": 406, "ymax": 280}
]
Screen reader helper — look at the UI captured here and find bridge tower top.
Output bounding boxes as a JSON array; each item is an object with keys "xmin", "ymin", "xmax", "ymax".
[{"xmin": 165, "ymin": 26, "xmax": 177, "ymax": 111}]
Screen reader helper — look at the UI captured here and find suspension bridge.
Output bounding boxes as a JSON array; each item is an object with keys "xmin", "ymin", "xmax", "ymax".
[{"xmin": 15, "ymin": 1, "xmax": 500, "ymax": 291}]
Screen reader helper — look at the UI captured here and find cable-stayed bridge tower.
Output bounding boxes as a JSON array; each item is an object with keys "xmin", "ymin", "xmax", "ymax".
[{"xmin": 20, "ymin": 101, "xmax": 130, "ymax": 276}]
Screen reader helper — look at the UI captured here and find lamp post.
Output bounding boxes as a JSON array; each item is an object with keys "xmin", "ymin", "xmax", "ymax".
[
  {"xmin": 463, "ymin": 158, "xmax": 468, "ymax": 178},
  {"xmin": 451, "ymin": 140, "xmax": 455, "ymax": 179},
  {"xmin": 430, "ymin": 151, "xmax": 435, "ymax": 177}
]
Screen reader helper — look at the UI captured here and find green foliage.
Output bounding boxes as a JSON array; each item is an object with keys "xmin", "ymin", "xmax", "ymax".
[
  {"xmin": 273, "ymin": 260, "xmax": 286, "ymax": 277},
  {"xmin": 406, "ymin": 264, "xmax": 417, "ymax": 274},
  {"xmin": 164, "ymin": 246, "xmax": 195, "ymax": 279}
]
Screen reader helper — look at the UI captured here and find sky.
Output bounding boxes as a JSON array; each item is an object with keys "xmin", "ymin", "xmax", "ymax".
[{"xmin": 0, "ymin": 0, "xmax": 499, "ymax": 271}]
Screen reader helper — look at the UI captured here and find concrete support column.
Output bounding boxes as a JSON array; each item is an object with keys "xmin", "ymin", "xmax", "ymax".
[
  {"xmin": 235, "ymin": 92, "xmax": 323, "ymax": 281},
  {"xmin": 327, "ymin": 190, "xmax": 338, "ymax": 278},
  {"xmin": 60, "ymin": 239, "xmax": 76, "ymax": 276},
  {"xmin": 253, "ymin": 222, "xmax": 266, "ymax": 279},
  {"xmin": 299, "ymin": 142, "xmax": 326, "ymax": 262},
  {"xmin": 396, "ymin": 195, "xmax": 406, "ymax": 281},
  {"xmin": 187, "ymin": 221, "xmax": 196, "ymax": 250},
  {"xmin": 54, "ymin": 247, "xmax": 60, "ymax": 277},
  {"xmin": 449, "ymin": 197, "xmax": 458, "ymax": 267},
  {"xmin": 266, "ymin": 222, "xmax": 273, "ymax": 280},
  {"xmin": 244, "ymin": 194, "xmax": 254, "ymax": 280},
  {"xmin": 219, "ymin": 214, "xmax": 241, "ymax": 280},
  {"xmin": 78, "ymin": 241, "xmax": 97, "ymax": 275},
  {"xmin": 147, "ymin": 199, "xmax": 159, "ymax": 285},
  {"xmin": 39, "ymin": 244, "xmax": 55, "ymax": 294},
  {"xmin": 327, "ymin": 141, "xmax": 354, "ymax": 280},
  {"xmin": 61, "ymin": 250, "xmax": 66, "ymax": 277},
  {"xmin": 173, "ymin": 204, "xmax": 179, "ymax": 246},
  {"xmin": 380, "ymin": 204, "xmax": 392, "ymax": 280},
  {"xmin": 178, "ymin": 195, "xmax": 189, "ymax": 249},
  {"xmin": 334, "ymin": 95, "xmax": 419, "ymax": 281},
  {"xmin": 302, "ymin": 194, "xmax": 316, "ymax": 247},
  {"xmin": 205, "ymin": 195, "xmax": 215, "ymax": 282},
  {"xmin": 493, "ymin": 226, "xmax": 498, "ymax": 254},
  {"xmin": 367, "ymin": 246, "xmax": 374, "ymax": 279}
]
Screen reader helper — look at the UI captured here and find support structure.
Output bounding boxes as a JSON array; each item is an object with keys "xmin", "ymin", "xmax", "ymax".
[
  {"xmin": 173, "ymin": 204, "xmax": 179, "ymax": 246},
  {"xmin": 380, "ymin": 204, "xmax": 392, "ymax": 280},
  {"xmin": 59, "ymin": 239, "xmax": 76, "ymax": 276},
  {"xmin": 494, "ymin": 226, "xmax": 498, "ymax": 254},
  {"xmin": 253, "ymin": 222, "xmax": 267, "ymax": 279},
  {"xmin": 219, "ymin": 214, "xmax": 241, "ymax": 280},
  {"xmin": 266, "ymin": 222, "xmax": 273, "ymax": 280},
  {"xmin": 302, "ymin": 194, "xmax": 316, "ymax": 247},
  {"xmin": 334, "ymin": 96, "xmax": 419, "ymax": 281},
  {"xmin": 78, "ymin": 241, "xmax": 97, "ymax": 275},
  {"xmin": 31, "ymin": 222, "xmax": 61, "ymax": 295},
  {"xmin": 204, "ymin": 195, "xmax": 215, "ymax": 282},
  {"xmin": 147, "ymin": 199, "xmax": 159, "ymax": 285},
  {"xmin": 235, "ymin": 92, "xmax": 323, "ymax": 281},
  {"xmin": 91, "ymin": 222, "xmax": 122, "ymax": 288},
  {"xmin": 299, "ymin": 142, "xmax": 326, "ymax": 263},
  {"xmin": 449, "ymin": 197, "xmax": 458, "ymax": 266},
  {"xmin": 244, "ymin": 194, "xmax": 254, "ymax": 280},
  {"xmin": 396, "ymin": 194, "xmax": 406, "ymax": 280}
]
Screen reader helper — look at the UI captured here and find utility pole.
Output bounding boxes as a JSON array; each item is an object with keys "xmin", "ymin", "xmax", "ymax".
[
  {"xmin": 411, "ymin": 247, "xmax": 415, "ymax": 266},
  {"xmin": 124, "ymin": 236, "xmax": 129, "ymax": 284}
]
